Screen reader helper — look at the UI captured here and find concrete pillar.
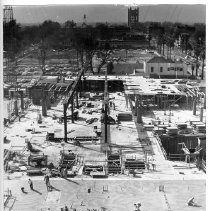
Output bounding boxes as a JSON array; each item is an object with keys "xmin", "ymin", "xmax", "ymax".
[
  {"xmin": 137, "ymin": 106, "xmax": 142, "ymax": 123},
  {"xmin": 193, "ymin": 99, "xmax": 197, "ymax": 115},
  {"xmin": 200, "ymin": 107, "xmax": 204, "ymax": 122},
  {"xmin": 42, "ymin": 99, "xmax": 47, "ymax": 116},
  {"xmin": 14, "ymin": 100, "xmax": 18, "ymax": 116}
]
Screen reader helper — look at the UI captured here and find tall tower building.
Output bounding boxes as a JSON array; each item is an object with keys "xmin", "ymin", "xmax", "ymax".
[{"xmin": 128, "ymin": 7, "xmax": 139, "ymax": 29}]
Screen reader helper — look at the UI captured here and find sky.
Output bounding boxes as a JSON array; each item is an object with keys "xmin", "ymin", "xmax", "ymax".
[{"xmin": 11, "ymin": 4, "xmax": 206, "ymax": 24}]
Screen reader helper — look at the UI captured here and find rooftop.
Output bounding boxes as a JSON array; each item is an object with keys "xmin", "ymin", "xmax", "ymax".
[{"xmin": 147, "ymin": 56, "xmax": 174, "ymax": 63}]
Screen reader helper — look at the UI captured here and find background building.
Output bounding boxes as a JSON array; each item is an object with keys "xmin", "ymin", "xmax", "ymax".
[
  {"xmin": 128, "ymin": 7, "xmax": 139, "ymax": 29},
  {"xmin": 146, "ymin": 56, "xmax": 191, "ymax": 79}
]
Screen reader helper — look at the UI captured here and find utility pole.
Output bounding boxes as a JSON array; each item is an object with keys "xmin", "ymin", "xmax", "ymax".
[{"xmin": 104, "ymin": 68, "xmax": 108, "ymax": 144}]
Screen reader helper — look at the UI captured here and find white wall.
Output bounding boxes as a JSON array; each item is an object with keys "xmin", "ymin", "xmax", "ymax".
[{"xmin": 146, "ymin": 62, "xmax": 189, "ymax": 77}]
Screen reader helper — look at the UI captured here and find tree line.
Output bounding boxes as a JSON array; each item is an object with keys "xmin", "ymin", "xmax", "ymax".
[{"xmin": 4, "ymin": 20, "xmax": 205, "ymax": 78}]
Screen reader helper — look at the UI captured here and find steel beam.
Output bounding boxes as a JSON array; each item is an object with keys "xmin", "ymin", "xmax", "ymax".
[{"xmin": 63, "ymin": 65, "xmax": 86, "ymax": 143}]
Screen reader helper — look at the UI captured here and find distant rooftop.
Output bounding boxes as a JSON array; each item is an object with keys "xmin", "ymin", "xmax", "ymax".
[{"xmin": 147, "ymin": 56, "xmax": 174, "ymax": 64}]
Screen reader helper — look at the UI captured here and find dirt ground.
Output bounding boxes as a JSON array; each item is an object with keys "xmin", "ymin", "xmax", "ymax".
[
  {"xmin": 3, "ymin": 91, "xmax": 206, "ymax": 211},
  {"xmin": 4, "ymin": 179, "xmax": 206, "ymax": 211}
]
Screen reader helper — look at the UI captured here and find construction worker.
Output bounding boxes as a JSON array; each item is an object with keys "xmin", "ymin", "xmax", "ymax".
[
  {"xmin": 187, "ymin": 197, "xmax": 195, "ymax": 206},
  {"xmin": 21, "ymin": 187, "xmax": 26, "ymax": 193},
  {"xmin": 64, "ymin": 205, "xmax": 69, "ymax": 211},
  {"xmin": 152, "ymin": 163, "xmax": 156, "ymax": 171},
  {"xmin": 28, "ymin": 179, "xmax": 34, "ymax": 190},
  {"xmin": 63, "ymin": 168, "xmax": 68, "ymax": 178},
  {"xmin": 151, "ymin": 159, "xmax": 156, "ymax": 171},
  {"xmin": 44, "ymin": 174, "xmax": 50, "ymax": 191}
]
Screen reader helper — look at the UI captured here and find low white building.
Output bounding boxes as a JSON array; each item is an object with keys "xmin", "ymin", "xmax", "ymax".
[{"xmin": 146, "ymin": 56, "xmax": 191, "ymax": 79}]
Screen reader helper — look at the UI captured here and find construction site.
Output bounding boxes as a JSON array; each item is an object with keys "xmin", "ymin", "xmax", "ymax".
[
  {"xmin": 3, "ymin": 70, "xmax": 206, "ymax": 210},
  {"xmin": 3, "ymin": 4, "xmax": 206, "ymax": 211}
]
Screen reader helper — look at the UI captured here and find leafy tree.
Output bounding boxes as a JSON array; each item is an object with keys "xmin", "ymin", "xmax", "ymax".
[
  {"xmin": 107, "ymin": 61, "xmax": 114, "ymax": 74},
  {"xmin": 64, "ymin": 20, "xmax": 76, "ymax": 29},
  {"xmin": 200, "ymin": 46, "xmax": 205, "ymax": 80},
  {"xmin": 71, "ymin": 27, "xmax": 99, "ymax": 74},
  {"xmin": 96, "ymin": 42, "xmax": 111, "ymax": 74},
  {"xmin": 189, "ymin": 35, "xmax": 203, "ymax": 78},
  {"xmin": 38, "ymin": 40, "xmax": 48, "ymax": 75},
  {"xmin": 37, "ymin": 20, "xmax": 61, "ymax": 74},
  {"xmin": 39, "ymin": 20, "xmax": 61, "ymax": 40},
  {"xmin": 164, "ymin": 26, "xmax": 176, "ymax": 59},
  {"xmin": 95, "ymin": 23, "xmax": 110, "ymax": 40}
]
